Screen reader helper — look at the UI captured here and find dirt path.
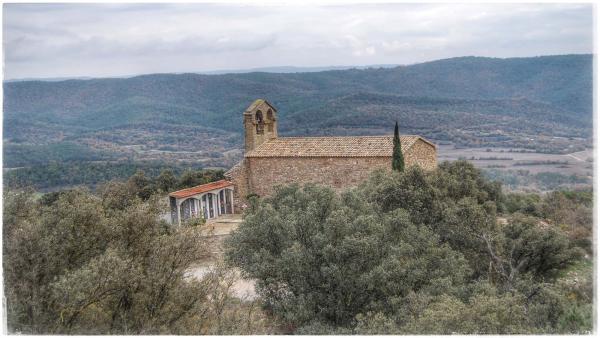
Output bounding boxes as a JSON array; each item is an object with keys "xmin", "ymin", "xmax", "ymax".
[
  {"xmin": 188, "ymin": 264, "xmax": 257, "ymax": 300},
  {"xmin": 565, "ymin": 153, "xmax": 585, "ymax": 162},
  {"xmin": 188, "ymin": 215, "xmax": 258, "ymax": 300}
]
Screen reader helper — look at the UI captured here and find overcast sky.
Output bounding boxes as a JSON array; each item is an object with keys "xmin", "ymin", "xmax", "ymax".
[{"xmin": 2, "ymin": 3, "xmax": 594, "ymax": 80}]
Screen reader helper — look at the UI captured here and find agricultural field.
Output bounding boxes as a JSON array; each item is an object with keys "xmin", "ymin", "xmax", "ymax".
[{"xmin": 438, "ymin": 144, "xmax": 593, "ymax": 191}]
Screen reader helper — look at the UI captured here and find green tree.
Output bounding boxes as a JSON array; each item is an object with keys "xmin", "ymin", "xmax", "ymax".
[
  {"xmin": 127, "ymin": 170, "xmax": 156, "ymax": 200},
  {"xmin": 3, "ymin": 184, "xmax": 272, "ymax": 334},
  {"xmin": 177, "ymin": 169, "xmax": 225, "ymax": 189},
  {"xmin": 391, "ymin": 121, "xmax": 405, "ymax": 172},
  {"xmin": 225, "ymin": 183, "xmax": 469, "ymax": 328},
  {"xmin": 225, "ymin": 162, "xmax": 588, "ymax": 334},
  {"xmin": 484, "ymin": 215, "xmax": 582, "ymax": 291},
  {"xmin": 3, "ymin": 189, "xmax": 109, "ymax": 332},
  {"xmin": 156, "ymin": 169, "xmax": 177, "ymax": 192},
  {"xmin": 401, "ymin": 291, "xmax": 530, "ymax": 334}
]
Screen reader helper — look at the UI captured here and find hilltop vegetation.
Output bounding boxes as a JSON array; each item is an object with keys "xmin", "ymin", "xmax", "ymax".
[
  {"xmin": 226, "ymin": 161, "xmax": 592, "ymax": 334},
  {"xmin": 3, "ymin": 169, "xmax": 269, "ymax": 334},
  {"xmin": 4, "ymin": 161, "xmax": 216, "ymax": 191},
  {"xmin": 4, "ymin": 161, "xmax": 592, "ymax": 334},
  {"xmin": 3, "ymin": 54, "xmax": 593, "ymax": 173}
]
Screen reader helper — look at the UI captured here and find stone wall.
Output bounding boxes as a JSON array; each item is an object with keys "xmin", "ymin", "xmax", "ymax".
[
  {"xmin": 245, "ymin": 156, "xmax": 389, "ymax": 197},
  {"xmin": 224, "ymin": 160, "xmax": 249, "ymax": 210},
  {"xmin": 404, "ymin": 139, "xmax": 437, "ymax": 171}
]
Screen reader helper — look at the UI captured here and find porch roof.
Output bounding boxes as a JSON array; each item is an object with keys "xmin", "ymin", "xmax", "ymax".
[{"xmin": 169, "ymin": 179, "xmax": 233, "ymax": 199}]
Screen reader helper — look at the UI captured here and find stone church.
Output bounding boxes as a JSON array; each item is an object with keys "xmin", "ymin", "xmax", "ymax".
[
  {"xmin": 169, "ymin": 98, "xmax": 436, "ymax": 224},
  {"xmin": 224, "ymin": 99, "xmax": 437, "ymax": 207}
]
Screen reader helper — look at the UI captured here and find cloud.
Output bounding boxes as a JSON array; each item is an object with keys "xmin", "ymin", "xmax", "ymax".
[{"xmin": 2, "ymin": 3, "xmax": 593, "ymax": 79}]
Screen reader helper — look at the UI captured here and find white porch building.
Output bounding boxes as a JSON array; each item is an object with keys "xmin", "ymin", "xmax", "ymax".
[{"xmin": 169, "ymin": 180, "xmax": 235, "ymax": 226}]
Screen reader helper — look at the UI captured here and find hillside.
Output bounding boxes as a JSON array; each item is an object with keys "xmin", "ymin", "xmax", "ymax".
[{"xmin": 3, "ymin": 54, "xmax": 593, "ymax": 169}]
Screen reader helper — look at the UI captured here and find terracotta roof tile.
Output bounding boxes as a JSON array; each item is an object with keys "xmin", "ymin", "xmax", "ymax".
[
  {"xmin": 245, "ymin": 135, "xmax": 433, "ymax": 158},
  {"xmin": 169, "ymin": 179, "xmax": 233, "ymax": 199}
]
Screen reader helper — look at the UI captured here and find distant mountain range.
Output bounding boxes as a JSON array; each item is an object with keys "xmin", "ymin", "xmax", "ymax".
[
  {"xmin": 3, "ymin": 54, "xmax": 593, "ymax": 168},
  {"xmin": 4, "ymin": 76, "xmax": 99, "ymax": 83},
  {"xmin": 4, "ymin": 64, "xmax": 401, "ymax": 82},
  {"xmin": 199, "ymin": 64, "xmax": 401, "ymax": 75}
]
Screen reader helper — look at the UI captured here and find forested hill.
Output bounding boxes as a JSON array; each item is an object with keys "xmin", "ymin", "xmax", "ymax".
[{"xmin": 3, "ymin": 54, "xmax": 593, "ymax": 169}]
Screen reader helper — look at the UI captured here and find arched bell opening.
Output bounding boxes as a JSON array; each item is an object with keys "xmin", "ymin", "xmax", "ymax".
[{"xmin": 255, "ymin": 110, "xmax": 264, "ymax": 135}]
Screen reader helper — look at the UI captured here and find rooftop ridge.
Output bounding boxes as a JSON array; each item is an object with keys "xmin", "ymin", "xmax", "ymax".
[
  {"xmin": 169, "ymin": 179, "xmax": 233, "ymax": 199},
  {"xmin": 244, "ymin": 134, "xmax": 434, "ymax": 158},
  {"xmin": 272, "ymin": 135, "xmax": 421, "ymax": 139}
]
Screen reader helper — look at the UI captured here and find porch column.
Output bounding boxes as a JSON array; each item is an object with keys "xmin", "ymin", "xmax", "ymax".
[
  {"xmin": 199, "ymin": 194, "xmax": 204, "ymax": 219},
  {"xmin": 216, "ymin": 191, "xmax": 221, "ymax": 216},
  {"xmin": 176, "ymin": 199, "xmax": 182, "ymax": 226},
  {"xmin": 230, "ymin": 189, "xmax": 235, "ymax": 214},
  {"xmin": 214, "ymin": 193, "xmax": 218, "ymax": 217}
]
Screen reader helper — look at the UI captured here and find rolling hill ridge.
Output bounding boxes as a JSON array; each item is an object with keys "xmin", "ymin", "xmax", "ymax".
[{"xmin": 3, "ymin": 54, "xmax": 593, "ymax": 169}]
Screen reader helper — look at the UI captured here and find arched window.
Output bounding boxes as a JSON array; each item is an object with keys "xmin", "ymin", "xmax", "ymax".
[{"xmin": 255, "ymin": 110, "xmax": 264, "ymax": 134}]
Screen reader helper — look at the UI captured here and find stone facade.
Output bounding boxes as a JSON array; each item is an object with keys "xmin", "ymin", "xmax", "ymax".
[
  {"xmin": 243, "ymin": 99, "xmax": 278, "ymax": 152},
  {"xmin": 403, "ymin": 137, "xmax": 437, "ymax": 171},
  {"xmin": 225, "ymin": 99, "xmax": 437, "ymax": 208},
  {"xmin": 247, "ymin": 156, "xmax": 388, "ymax": 197},
  {"xmin": 226, "ymin": 160, "xmax": 250, "ymax": 210}
]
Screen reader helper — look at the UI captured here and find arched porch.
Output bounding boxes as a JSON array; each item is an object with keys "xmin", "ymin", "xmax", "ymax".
[{"xmin": 169, "ymin": 180, "xmax": 235, "ymax": 226}]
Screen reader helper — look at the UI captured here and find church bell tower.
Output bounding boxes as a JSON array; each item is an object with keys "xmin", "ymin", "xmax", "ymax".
[{"xmin": 243, "ymin": 99, "xmax": 278, "ymax": 152}]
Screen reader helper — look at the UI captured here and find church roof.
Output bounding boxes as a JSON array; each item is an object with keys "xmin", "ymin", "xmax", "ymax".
[
  {"xmin": 245, "ymin": 135, "xmax": 434, "ymax": 158},
  {"xmin": 169, "ymin": 179, "xmax": 233, "ymax": 199},
  {"xmin": 245, "ymin": 99, "xmax": 277, "ymax": 113}
]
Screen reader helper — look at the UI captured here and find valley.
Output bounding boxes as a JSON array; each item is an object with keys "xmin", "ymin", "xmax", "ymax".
[{"xmin": 3, "ymin": 54, "xmax": 593, "ymax": 192}]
